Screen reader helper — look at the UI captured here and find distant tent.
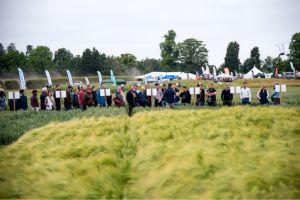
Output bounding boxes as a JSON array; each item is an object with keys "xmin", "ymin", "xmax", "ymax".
[{"xmin": 243, "ymin": 67, "xmax": 264, "ymax": 79}]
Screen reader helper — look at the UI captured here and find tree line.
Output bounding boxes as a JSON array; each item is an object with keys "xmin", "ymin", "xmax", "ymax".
[{"xmin": 0, "ymin": 31, "xmax": 299, "ymax": 76}]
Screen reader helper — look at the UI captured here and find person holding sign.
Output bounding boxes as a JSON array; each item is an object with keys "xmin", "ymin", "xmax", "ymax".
[
  {"xmin": 179, "ymin": 86, "xmax": 191, "ymax": 105},
  {"xmin": 221, "ymin": 84, "xmax": 233, "ymax": 106},
  {"xmin": 271, "ymin": 82, "xmax": 281, "ymax": 105},
  {"xmin": 0, "ymin": 88, "xmax": 6, "ymax": 111},
  {"xmin": 206, "ymin": 84, "xmax": 217, "ymax": 106},
  {"xmin": 96, "ymin": 85, "xmax": 107, "ymax": 107},
  {"xmin": 54, "ymin": 84, "xmax": 61, "ymax": 111},
  {"xmin": 196, "ymin": 83, "xmax": 205, "ymax": 106},
  {"xmin": 240, "ymin": 82, "xmax": 251, "ymax": 105},
  {"xmin": 40, "ymin": 87, "xmax": 47, "ymax": 110},
  {"xmin": 30, "ymin": 90, "xmax": 39, "ymax": 110},
  {"xmin": 256, "ymin": 86, "xmax": 269, "ymax": 105}
]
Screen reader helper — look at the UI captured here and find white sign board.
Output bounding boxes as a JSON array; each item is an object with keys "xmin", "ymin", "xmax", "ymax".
[
  {"xmin": 8, "ymin": 92, "xmax": 14, "ymax": 99},
  {"xmin": 281, "ymin": 84, "xmax": 286, "ymax": 92},
  {"xmin": 105, "ymin": 89, "xmax": 111, "ymax": 96},
  {"xmin": 230, "ymin": 86, "xmax": 235, "ymax": 94},
  {"xmin": 61, "ymin": 91, "xmax": 67, "ymax": 98},
  {"xmin": 100, "ymin": 89, "xmax": 105, "ymax": 97},
  {"xmin": 189, "ymin": 87, "xmax": 194, "ymax": 94},
  {"xmin": 146, "ymin": 89, "xmax": 151, "ymax": 96},
  {"xmin": 275, "ymin": 85, "xmax": 280, "ymax": 92},
  {"xmin": 195, "ymin": 87, "xmax": 200, "ymax": 95},
  {"xmin": 152, "ymin": 88, "xmax": 157, "ymax": 96},
  {"xmin": 14, "ymin": 92, "xmax": 20, "ymax": 99},
  {"xmin": 55, "ymin": 91, "xmax": 61, "ymax": 98},
  {"xmin": 235, "ymin": 86, "xmax": 241, "ymax": 94}
]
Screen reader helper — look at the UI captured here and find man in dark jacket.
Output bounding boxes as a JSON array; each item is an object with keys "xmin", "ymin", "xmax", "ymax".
[
  {"xmin": 40, "ymin": 87, "xmax": 47, "ymax": 110},
  {"xmin": 221, "ymin": 85, "xmax": 233, "ymax": 106},
  {"xmin": 179, "ymin": 86, "xmax": 191, "ymax": 105},
  {"xmin": 64, "ymin": 86, "xmax": 73, "ymax": 111},
  {"xmin": 196, "ymin": 83, "xmax": 205, "ymax": 106},
  {"xmin": 54, "ymin": 84, "xmax": 61, "ymax": 111},
  {"xmin": 17, "ymin": 89, "xmax": 28, "ymax": 110},
  {"xmin": 137, "ymin": 86, "xmax": 147, "ymax": 107},
  {"xmin": 164, "ymin": 83, "xmax": 176, "ymax": 108},
  {"xmin": 126, "ymin": 85, "xmax": 137, "ymax": 116},
  {"xmin": 206, "ymin": 84, "xmax": 217, "ymax": 107}
]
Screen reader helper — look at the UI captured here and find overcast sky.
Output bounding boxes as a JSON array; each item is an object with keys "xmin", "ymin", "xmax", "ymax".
[{"xmin": 0, "ymin": 0, "xmax": 299, "ymax": 66}]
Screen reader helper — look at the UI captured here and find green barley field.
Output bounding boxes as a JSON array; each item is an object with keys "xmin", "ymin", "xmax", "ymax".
[{"xmin": 0, "ymin": 107, "xmax": 300, "ymax": 198}]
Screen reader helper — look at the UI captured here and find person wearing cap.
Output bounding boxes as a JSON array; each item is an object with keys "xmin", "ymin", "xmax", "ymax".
[
  {"xmin": 126, "ymin": 85, "xmax": 137, "ymax": 116},
  {"xmin": 0, "ymin": 88, "xmax": 6, "ymax": 111},
  {"xmin": 257, "ymin": 85, "xmax": 269, "ymax": 105},
  {"xmin": 196, "ymin": 83, "xmax": 205, "ymax": 106},
  {"xmin": 64, "ymin": 86, "xmax": 73, "ymax": 111},
  {"xmin": 30, "ymin": 89, "xmax": 40, "ymax": 110},
  {"xmin": 240, "ymin": 82, "xmax": 251, "ymax": 105},
  {"xmin": 206, "ymin": 84, "xmax": 217, "ymax": 106},
  {"xmin": 179, "ymin": 86, "xmax": 191, "ymax": 105},
  {"xmin": 53, "ymin": 84, "xmax": 61, "ymax": 111},
  {"xmin": 221, "ymin": 84, "xmax": 233, "ymax": 106},
  {"xmin": 271, "ymin": 82, "xmax": 280, "ymax": 105},
  {"xmin": 40, "ymin": 87, "xmax": 47, "ymax": 110}
]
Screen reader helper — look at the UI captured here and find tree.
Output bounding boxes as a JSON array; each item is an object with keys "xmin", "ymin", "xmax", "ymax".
[
  {"xmin": 289, "ymin": 32, "xmax": 300, "ymax": 70},
  {"xmin": 138, "ymin": 58, "xmax": 161, "ymax": 73},
  {"xmin": 224, "ymin": 41, "xmax": 240, "ymax": 72},
  {"xmin": 26, "ymin": 45, "xmax": 33, "ymax": 55},
  {"xmin": 159, "ymin": 30, "xmax": 179, "ymax": 70},
  {"xmin": 53, "ymin": 48, "xmax": 73, "ymax": 72},
  {"xmin": 241, "ymin": 46, "xmax": 261, "ymax": 73},
  {"xmin": 261, "ymin": 56, "xmax": 276, "ymax": 72},
  {"xmin": 28, "ymin": 46, "xmax": 53, "ymax": 73},
  {"xmin": 7, "ymin": 43, "xmax": 16, "ymax": 52},
  {"xmin": 177, "ymin": 38, "xmax": 208, "ymax": 72},
  {"xmin": 70, "ymin": 55, "xmax": 82, "ymax": 75},
  {"xmin": 81, "ymin": 48, "xmax": 93, "ymax": 74},
  {"xmin": 0, "ymin": 43, "xmax": 5, "ymax": 56},
  {"xmin": 118, "ymin": 53, "xmax": 137, "ymax": 66}
]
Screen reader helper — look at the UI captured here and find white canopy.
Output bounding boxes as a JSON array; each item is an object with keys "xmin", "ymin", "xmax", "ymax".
[
  {"xmin": 135, "ymin": 71, "xmax": 196, "ymax": 81},
  {"xmin": 243, "ymin": 67, "xmax": 264, "ymax": 79}
]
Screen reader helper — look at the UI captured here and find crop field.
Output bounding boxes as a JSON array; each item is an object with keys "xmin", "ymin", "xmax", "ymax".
[{"xmin": 0, "ymin": 107, "xmax": 300, "ymax": 198}]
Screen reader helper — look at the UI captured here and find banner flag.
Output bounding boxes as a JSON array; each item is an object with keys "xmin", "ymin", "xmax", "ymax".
[
  {"xmin": 97, "ymin": 71, "xmax": 102, "ymax": 86},
  {"xmin": 18, "ymin": 68, "xmax": 26, "ymax": 89},
  {"xmin": 45, "ymin": 70, "xmax": 52, "ymax": 86},
  {"xmin": 66, "ymin": 70, "xmax": 74, "ymax": 86}
]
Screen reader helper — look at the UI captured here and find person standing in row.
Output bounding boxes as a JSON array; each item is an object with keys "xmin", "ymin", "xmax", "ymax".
[
  {"xmin": 137, "ymin": 86, "xmax": 147, "ymax": 107},
  {"xmin": 30, "ymin": 89, "xmax": 39, "ymax": 110},
  {"xmin": 257, "ymin": 85, "xmax": 269, "ymax": 105},
  {"xmin": 196, "ymin": 83, "xmax": 205, "ymax": 106},
  {"xmin": 40, "ymin": 87, "xmax": 47, "ymax": 110},
  {"xmin": 126, "ymin": 85, "xmax": 137, "ymax": 116},
  {"xmin": 0, "ymin": 88, "xmax": 6, "ymax": 111},
  {"xmin": 45, "ymin": 90, "xmax": 55, "ymax": 110},
  {"xmin": 54, "ymin": 84, "xmax": 61, "ymax": 111},
  {"xmin": 64, "ymin": 86, "xmax": 73, "ymax": 111},
  {"xmin": 206, "ymin": 84, "xmax": 217, "ymax": 106},
  {"xmin": 79, "ymin": 86, "xmax": 86, "ymax": 111},
  {"xmin": 221, "ymin": 84, "xmax": 233, "ymax": 106},
  {"xmin": 16, "ymin": 89, "xmax": 28, "ymax": 110},
  {"xmin": 179, "ymin": 86, "xmax": 191, "ymax": 105},
  {"xmin": 240, "ymin": 82, "xmax": 251, "ymax": 105},
  {"xmin": 154, "ymin": 83, "xmax": 163, "ymax": 107},
  {"xmin": 114, "ymin": 86, "xmax": 125, "ymax": 107},
  {"xmin": 164, "ymin": 83, "xmax": 176, "ymax": 108},
  {"xmin": 271, "ymin": 82, "xmax": 281, "ymax": 105},
  {"xmin": 72, "ymin": 88, "xmax": 80, "ymax": 109}
]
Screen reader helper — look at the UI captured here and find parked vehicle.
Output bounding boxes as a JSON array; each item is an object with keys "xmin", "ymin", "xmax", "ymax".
[{"xmin": 283, "ymin": 72, "xmax": 295, "ymax": 79}]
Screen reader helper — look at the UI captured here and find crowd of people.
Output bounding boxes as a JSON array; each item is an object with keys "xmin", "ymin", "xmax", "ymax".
[{"xmin": 0, "ymin": 82, "xmax": 282, "ymax": 115}]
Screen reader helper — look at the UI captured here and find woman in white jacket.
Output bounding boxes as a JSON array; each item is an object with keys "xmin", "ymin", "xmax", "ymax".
[
  {"xmin": 45, "ymin": 91, "xmax": 56, "ymax": 110},
  {"xmin": 240, "ymin": 82, "xmax": 251, "ymax": 105}
]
